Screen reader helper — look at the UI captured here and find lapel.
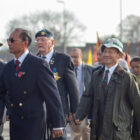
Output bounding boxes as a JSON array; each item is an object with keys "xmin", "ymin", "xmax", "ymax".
[
  {"xmin": 49, "ymin": 51, "xmax": 56, "ymax": 71},
  {"xmin": 82, "ymin": 63, "xmax": 86, "ymax": 86},
  {"xmin": 9, "ymin": 53, "xmax": 32, "ymax": 91}
]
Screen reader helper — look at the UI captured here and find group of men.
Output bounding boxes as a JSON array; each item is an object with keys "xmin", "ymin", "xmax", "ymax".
[{"xmin": 0, "ymin": 28, "xmax": 140, "ymax": 140}]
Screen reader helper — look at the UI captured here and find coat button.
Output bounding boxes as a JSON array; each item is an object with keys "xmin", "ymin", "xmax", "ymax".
[
  {"xmin": 21, "ymin": 116, "xmax": 24, "ymax": 119},
  {"xmin": 24, "ymin": 91, "xmax": 27, "ymax": 94},
  {"xmin": 19, "ymin": 103, "xmax": 23, "ymax": 107},
  {"xmin": 11, "ymin": 104, "xmax": 14, "ymax": 107}
]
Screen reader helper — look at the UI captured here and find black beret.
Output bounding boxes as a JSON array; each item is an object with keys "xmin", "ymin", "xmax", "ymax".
[
  {"xmin": 0, "ymin": 42, "xmax": 3, "ymax": 47},
  {"xmin": 35, "ymin": 29, "xmax": 54, "ymax": 39}
]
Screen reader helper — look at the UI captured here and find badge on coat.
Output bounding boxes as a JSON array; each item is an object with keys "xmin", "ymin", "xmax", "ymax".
[{"xmin": 53, "ymin": 68, "xmax": 61, "ymax": 81}]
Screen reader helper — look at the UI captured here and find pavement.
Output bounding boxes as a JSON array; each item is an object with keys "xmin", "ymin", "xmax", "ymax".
[{"xmin": 2, "ymin": 122, "xmax": 71, "ymax": 140}]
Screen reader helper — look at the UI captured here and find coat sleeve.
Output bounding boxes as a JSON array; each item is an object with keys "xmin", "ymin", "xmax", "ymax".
[
  {"xmin": 37, "ymin": 60, "xmax": 65, "ymax": 128},
  {"xmin": 75, "ymin": 74, "xmax": 95, "ymax": 120},
  {"xmin": 64, "ymin": 56, "xmax": 79, "ymax": 114},
  {"xmin": 128, "ymin": 74, "xmax": 140, "ymax": 131}
]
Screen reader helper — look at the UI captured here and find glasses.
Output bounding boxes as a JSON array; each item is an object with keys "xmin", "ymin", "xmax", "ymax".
[
  {"xmin": 35, "ymin": 38, "xmax": 50, "ymax": 43},
  {"xmin": 7, "ymin": 38, "xmax": 21, "ymax": 43}
]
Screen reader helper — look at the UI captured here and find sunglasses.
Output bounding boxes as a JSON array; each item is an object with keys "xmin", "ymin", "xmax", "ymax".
[{"xmin": 7, "ymin": 38, "xmax": 21, "ymax": 43}]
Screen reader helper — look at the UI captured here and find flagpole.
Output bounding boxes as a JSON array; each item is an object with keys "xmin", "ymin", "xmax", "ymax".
[{"xmin": 120, "ymin": 0, "xmax": 123, "ymax": 41}]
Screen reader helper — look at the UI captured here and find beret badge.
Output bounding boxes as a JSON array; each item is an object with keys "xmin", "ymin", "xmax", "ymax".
[{"xmin": 41, "ymin": 32, "xmax": 45, "ymax": 35}]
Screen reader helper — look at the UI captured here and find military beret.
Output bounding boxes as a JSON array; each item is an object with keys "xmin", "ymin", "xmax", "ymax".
[{"xmin": 35, "ymin": 29, "xmax": 54, "ymax": 39}]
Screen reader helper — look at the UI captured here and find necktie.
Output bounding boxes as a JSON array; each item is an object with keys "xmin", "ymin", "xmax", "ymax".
[
  {"xmin": 75, "ymin": 67, "xmax": 78, "ymax": 77},
  {"xmin": 102, "ymin": 69, "xmax": 109, "ymax": 93},
  {"xmin": 42, "ymin": 56, "xmax": 46, "ymax": 59},
  {"xmin": 15, "ymin": 60, "xmax": 20, "ymax": 71}
]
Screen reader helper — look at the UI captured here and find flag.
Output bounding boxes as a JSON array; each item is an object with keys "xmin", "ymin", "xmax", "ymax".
[
  {"xmin": 94, "ymin": 32, "xmax": 101, "ymax": 63},
  {"xmin": 87, "ymin": 49, "xmax": 93, "ymax": 65}
]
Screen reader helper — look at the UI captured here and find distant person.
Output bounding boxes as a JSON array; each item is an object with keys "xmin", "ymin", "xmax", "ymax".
[
  {"xmin": 35, "ymin": 29, "xmax": 79, "ymax": 140},
  {"xmin": 0, "ymin": 28, "xmax": 65, "ymax": 140},
  {"xmin": 94, "ymin": 46, "xmax": 104, "ymax": 68},
  {"xmin": 130, "ymin": 56, "xmax": 140, "ymax": 140},
  {"xmin": 118, "ymin": 59, "xmax": 130, "ymax": 72},
  {"xmin": 75, "ymin": 38, "xmax": 140, "ymax": 140},
  {"xmin": 70, "ymin": 48, "xmax": 95, "ymax": 140}
]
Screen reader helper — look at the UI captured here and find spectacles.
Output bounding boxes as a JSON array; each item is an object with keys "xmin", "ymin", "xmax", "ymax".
[
  {"xmin": 35, "ymin": 38, "xmax": 50, "ymax": 43},
  {"xmin": 7, "ymin": 38, "xmax": 21, "ymax": 43}
]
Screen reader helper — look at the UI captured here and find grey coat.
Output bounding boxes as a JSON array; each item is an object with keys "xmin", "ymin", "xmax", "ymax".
[{"xmin": 75, "ymin": 65, "xmax": 140, "ymax": 140}]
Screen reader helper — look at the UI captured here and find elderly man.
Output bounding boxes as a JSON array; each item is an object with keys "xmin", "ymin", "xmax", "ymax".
[
  {"xmin": 75, "ymin": 38, "xmax": 140, "ymax": 140},
  {"xmin": 35, "ymin": 29, "xmax": 79, "ymax": 140},
  {"xmin": 0, "ymin": 28, "xmax": 65, "ymax": 140}
]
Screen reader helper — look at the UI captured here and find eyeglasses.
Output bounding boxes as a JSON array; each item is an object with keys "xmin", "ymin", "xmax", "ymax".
[
  {"xmin": 35, "ymin": 38, "xmax": 50, "ymax": 43},
  {"xmin": 7, "ymin": 38, "xmax": 21, "ymax": 43}
]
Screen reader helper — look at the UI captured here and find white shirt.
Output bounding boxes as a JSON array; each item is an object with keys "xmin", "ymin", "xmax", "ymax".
[
  {"xmin": 104, "ymin": 64, "xmax": 118, "ymax": 83},
  {"xmin": 42, "ymin": 49, "xmax": 54, "ymax": 63},
  {"xmin": 14, "ymin": 49, "xmax": 29, "ymax": 65}
]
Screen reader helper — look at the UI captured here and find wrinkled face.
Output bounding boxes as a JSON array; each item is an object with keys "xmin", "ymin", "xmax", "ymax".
[
  {"xmin": 7, "ymin": 30, "xmax": 25, "ymax": 55},
  {"xmin": 36, "ymin": 36, "xmax": 54, "ymax": 55},
  {"xmin": 103, "ymin": 47, "xmax": 121, "ymax": 68},
  {"xmin": 131, "ymin": 61, "xmax": 140, "ymax": 76},
  {"xmin": 70, "ymin": 51, "xmax": 82, "ymax": 67}
]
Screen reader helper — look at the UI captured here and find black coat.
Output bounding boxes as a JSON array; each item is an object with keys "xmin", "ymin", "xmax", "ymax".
[
  {"xmin": 0, "ymin": 53, "xmax": 65, "ymax": 140},
  {"xmin": 49, "ymin": 51, "xmax": 79, "ymax": 117},
  {"xmin": 0, "ymin": 61, "xmax": 6, "ymax": 124}
]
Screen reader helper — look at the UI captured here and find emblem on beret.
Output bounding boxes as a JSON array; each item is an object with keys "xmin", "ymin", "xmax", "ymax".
[{"xmin": 41, "ymin": 32, "xmax": 45, "ymax": 35}]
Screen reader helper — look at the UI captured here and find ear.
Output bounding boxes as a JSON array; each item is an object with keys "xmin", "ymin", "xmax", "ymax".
[
  {"xmin": 51, "ymin": 40, "xmax": 55, "ymax": 45},
  {"xmin": 22, "ymin": 40, "xmax": 29, "ymax": 48}
]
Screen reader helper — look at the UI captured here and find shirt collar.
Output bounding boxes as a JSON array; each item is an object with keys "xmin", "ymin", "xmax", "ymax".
[
  {"xmin": 43, "ymin": 49, "xmax": 54, "ymax": 63},
  {"xmin": 77, "ymin": 62, "xmax": 82, "ymax": 71},
  {"xmin": 14, "ymin": 49, "xmax": 29, "ymax": 65},
  {"xmin": 105, "ymin": 63, "xmax": 118, "ymax": 75}
]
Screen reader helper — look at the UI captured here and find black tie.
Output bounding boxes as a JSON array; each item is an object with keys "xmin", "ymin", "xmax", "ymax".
[{"xmin": 42, "ymin": 56, "xmax": 46, "ymax": 59}]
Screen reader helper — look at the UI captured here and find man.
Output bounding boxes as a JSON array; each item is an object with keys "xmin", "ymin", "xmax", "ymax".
[
  {"xmin": 0, "ymin": 28, "xmax": 65, "ymax": 140},
  {"xmin": 94, "ymin": 46, "xmax": 104, "ymax": 68},
  {"xmin": 0, "ymin": 59, "xmax": 6, "ymax": 140},
  {"xmin": 35, "ymin": 29, "xmax": 79, "ymax": 140},
  {"xmin": 75, "ymin": 38, "xmax": 140, "ymax": 140},
  {"xmin": 130, "ymin": 56, "xmax": 140, "ymax": 140},
  {"xmin": 70, "ymin": 48, "xmax": 94, "ymax": 140}
]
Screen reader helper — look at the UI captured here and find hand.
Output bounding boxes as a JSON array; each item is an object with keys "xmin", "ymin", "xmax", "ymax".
[
  {"xmin": 67, "ymin": 113, "xmax": 75, "ymax": 122},
  {"xmin": 52, "ymin": 129, "xmax": 63, "ymax": 138},
  {"xmin": 139, "ymin": 131, "xmax": 140, "ymax": 136},
  {"xmin": 74, "ymin": 119, "xmax": 81, "ymax": 125},
  {"xmin": 6, "ymin": 115, "xmax": 9, "ymax": 121}
]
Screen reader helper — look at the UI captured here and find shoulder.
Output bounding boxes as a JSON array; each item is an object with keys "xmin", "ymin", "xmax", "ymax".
[{"xmin": 55, "ymin": 52, "xmax": 71, "ymax": 61}]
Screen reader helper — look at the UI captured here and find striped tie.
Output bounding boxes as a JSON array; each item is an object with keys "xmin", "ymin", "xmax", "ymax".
[
  {"xmin": 102, "ymin": 69, "xmax": 109, "ymax": 93},
  {"xmin": 15, "ymin": 60, "xmax": 20, "ymax": 71}
]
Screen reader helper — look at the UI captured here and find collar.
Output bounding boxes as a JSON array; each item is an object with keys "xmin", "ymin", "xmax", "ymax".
[
  {"xmin": 77, "ymin": 62, "xmax": 82, "ymax": 71},
  {"xmin": 14, "ymin": 49, "xmax": 29, "ymax": 65},
  {"xmin": 105, "ymin": 64, "xmax": 118, "ymax": 75},
  {"xmin": 42, "ymin": 49, "xmax": 54, "ymax": 63}
]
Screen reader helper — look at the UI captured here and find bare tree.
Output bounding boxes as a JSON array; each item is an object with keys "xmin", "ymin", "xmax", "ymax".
[
  {"xmin": 118, "ymin": 15, "xmax": 140, "ymax": 43},
  {"xmin": 5, "ymin": 10, "xmax": 86, "ymax": 53}
]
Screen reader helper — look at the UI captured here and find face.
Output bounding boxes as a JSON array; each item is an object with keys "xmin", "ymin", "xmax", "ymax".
[
  {"xmin": 97, "ymin": 48, "xmax": 103, "ymax": 64},
  {"xmin": 7, "ymin": 30, "xmax": 26, "ymax": 57},
  {"xmin": 36, "ymin": 36, "xmax": 54, "ymax": 55},
  {"xmin": 70, "ymin": 50, "xmax": 82, "ymax": 67},
  {"xmin": 131, "ymin": 61, "xmax": 140, "ymax": 76},
  {"xmin": 103, "ymin": 47, "xmax": 122, "ymax": 68}
]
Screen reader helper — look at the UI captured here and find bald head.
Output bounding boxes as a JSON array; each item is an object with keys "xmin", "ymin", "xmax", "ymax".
[{"xmin": 70, "ymin": 48, "xmax": 82, "ymax": 67}]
